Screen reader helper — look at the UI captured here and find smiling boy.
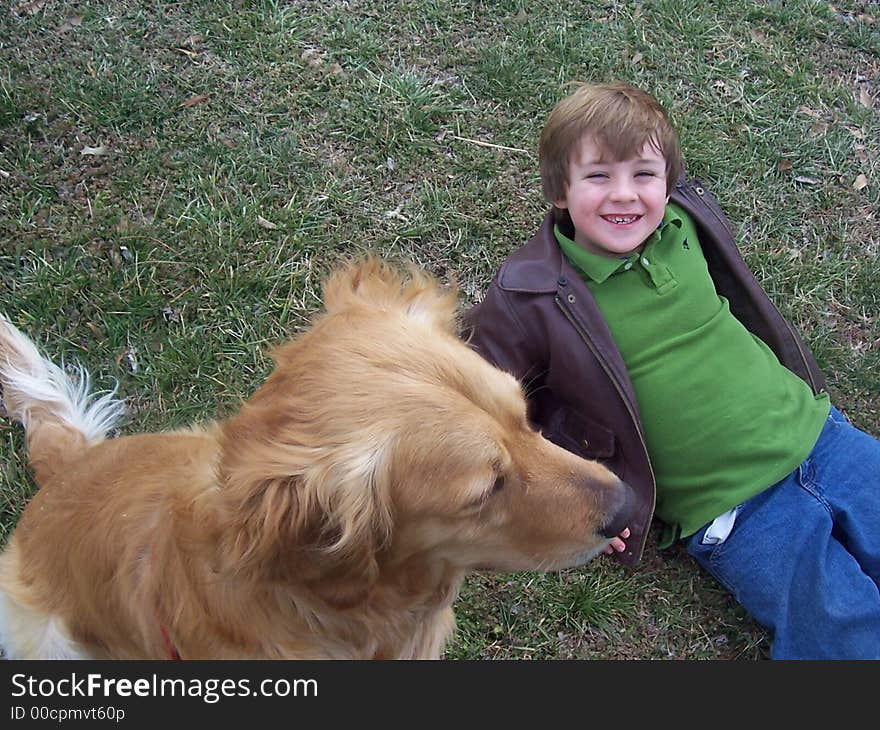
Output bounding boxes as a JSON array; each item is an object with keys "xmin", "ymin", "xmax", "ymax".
[
  {"xmin": 551, "ymin": 137, "xmax": 669, "ymax": 256},
  {"xmin": 465, "ymin": 81, "xmax": 880, "ymax": 659}
]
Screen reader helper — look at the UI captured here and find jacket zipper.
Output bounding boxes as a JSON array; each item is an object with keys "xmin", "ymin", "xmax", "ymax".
[{"xmin": 556, "ymin": 295, "xmax": 656, "ymax": 556}]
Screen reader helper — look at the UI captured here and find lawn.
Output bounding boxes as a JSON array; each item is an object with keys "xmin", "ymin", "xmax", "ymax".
[{"xmin": 0, "ymin": 0, "xmax": 877, "ymax": 659}]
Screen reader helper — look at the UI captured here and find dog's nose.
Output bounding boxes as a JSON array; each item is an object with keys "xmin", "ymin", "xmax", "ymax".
[{"xmin": 599, "ymin": 480, "xmax": 637, "ymax": 539}]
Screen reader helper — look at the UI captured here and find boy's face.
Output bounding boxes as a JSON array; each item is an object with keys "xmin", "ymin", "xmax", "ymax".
[{"xmin": 553, "ymin": 136, "xmax": 669, "ymax": 258}]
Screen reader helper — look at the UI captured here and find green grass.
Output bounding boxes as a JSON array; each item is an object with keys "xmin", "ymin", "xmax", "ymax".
[{"xmin": 1, "ymin": 0, "xmax": 877, "ymax": 659}]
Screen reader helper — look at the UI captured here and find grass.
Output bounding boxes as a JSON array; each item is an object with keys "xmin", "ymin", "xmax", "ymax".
[{"xmin": 0, "ymin": 0, "xmax": 877, "ymax": 659}]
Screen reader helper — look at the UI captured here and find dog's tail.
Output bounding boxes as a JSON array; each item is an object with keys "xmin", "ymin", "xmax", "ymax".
[{"xmin": 0, "ymin": 315, "xmax": 125, "ymax": 484}]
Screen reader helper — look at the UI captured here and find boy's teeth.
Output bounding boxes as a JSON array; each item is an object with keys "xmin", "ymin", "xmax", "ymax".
[{"xmin": 606, "ymin": 215, "xmax": 638, "ymax": 224}]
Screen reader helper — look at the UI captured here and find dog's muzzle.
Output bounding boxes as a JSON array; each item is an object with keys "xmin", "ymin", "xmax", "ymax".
[{"xmin": 599, "ymin": 480, "xmax": 637, "ymax": 539}]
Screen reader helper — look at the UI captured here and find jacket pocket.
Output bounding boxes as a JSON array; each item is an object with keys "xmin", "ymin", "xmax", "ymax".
[{"xmin": 542, "ymin": 405, "xmax": 615, "ymax": 460}]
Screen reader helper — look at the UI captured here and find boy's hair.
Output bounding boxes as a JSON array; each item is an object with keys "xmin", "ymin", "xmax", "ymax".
[{"xmin": 539, "ymin": 82, "xmax": 682, "ymax": 221}]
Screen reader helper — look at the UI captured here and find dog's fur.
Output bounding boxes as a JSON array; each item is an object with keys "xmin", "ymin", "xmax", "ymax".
[{"xmin": 0, "ymin": 257, "xmax": 632, "ymax": 659}]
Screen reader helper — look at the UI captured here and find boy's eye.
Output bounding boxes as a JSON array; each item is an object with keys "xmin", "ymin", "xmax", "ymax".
[
  {"xmin": 585, "ymin": 172, "xmax": 608, "ymax": 179},
  {"xmin": 636, "ymin": 171, "xmax": 656, "ymax": 177}
]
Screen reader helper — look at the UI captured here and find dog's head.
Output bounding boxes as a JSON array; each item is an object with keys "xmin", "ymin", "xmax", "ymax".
[{"xmin": 218, "ymin": 256, "xmax": 633, "ymax": 607}]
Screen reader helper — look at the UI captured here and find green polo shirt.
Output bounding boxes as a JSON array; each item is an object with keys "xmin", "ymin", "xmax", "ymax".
[{"xmin": 556, "ymin": 204, "xmax": 830, "ymax": 545}]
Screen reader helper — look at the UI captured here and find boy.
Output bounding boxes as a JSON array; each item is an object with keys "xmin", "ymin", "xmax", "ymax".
[{"xmin": 464, "ymin": 81, "xmax": 880, "ymax": 659}]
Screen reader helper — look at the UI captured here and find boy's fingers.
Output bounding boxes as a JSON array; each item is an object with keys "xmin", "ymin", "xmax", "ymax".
[{"xmin": 603, "ymin": 529, "xmax": 631, "ymax": 555}]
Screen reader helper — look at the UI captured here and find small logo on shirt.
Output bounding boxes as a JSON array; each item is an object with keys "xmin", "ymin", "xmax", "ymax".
[{"xmin": 682, "ymin": 238, "xmax": 690, "ymax": 250}]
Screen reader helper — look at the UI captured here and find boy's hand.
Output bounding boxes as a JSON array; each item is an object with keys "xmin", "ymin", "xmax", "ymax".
[{"xmin": 602, "ymin": 527, "xmax": 630, "ymax": 555}]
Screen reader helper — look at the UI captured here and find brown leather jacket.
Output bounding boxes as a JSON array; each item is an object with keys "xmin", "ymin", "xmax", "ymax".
[{"xmin": 463, "ymin": 175, "xmax": 827, "ymax": 565}]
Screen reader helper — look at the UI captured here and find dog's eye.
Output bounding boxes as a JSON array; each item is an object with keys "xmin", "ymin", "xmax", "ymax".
[{"xmin": 491, "ymin": 475, "xmax": 506, "ymax": 493}]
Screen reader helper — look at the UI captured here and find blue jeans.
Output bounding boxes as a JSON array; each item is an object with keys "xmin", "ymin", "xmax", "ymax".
[{"xmin": 685, "ymin": 407, "xmax": 880, "ymax": 659}]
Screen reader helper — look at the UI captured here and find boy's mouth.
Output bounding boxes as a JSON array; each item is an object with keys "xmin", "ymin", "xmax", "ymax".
[{"xmin": 602, "ymin": 214, "xmax": 641, "ymax": 225}]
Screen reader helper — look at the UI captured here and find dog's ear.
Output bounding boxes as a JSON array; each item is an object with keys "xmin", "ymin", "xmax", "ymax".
[
  {"xmin": 294, "ymin": 449, "xmax": 395, "ymax": 608},
  {"xmin": 321, "ymin": 255, "xmax": 458, "ymax": 334},
  {"xmin": 219, "ymin": 436, "xmax": 394, "ymax": 609}
]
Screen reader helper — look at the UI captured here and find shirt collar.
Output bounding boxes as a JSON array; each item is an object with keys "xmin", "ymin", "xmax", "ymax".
[{"xmin": 554, "ymin": 206, "xmax": 683, "ymax": 284}]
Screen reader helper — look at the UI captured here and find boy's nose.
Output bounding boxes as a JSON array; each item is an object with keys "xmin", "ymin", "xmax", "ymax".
[{"xmin": 609, "ymin": 180, "xmax": 637, "ymax": 201}]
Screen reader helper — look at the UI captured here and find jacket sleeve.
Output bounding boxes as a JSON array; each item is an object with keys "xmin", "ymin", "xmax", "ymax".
[{"xmin": 461, "ymin": 277, "xmax": 546, "ymax": 389}]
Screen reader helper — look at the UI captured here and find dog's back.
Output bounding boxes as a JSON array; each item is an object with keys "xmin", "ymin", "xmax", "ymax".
[
  {"xmin": 0, "ymin": 315, "xmax": 126, "ymax": 657},
  {"xmin": 0, "ymin": 316, "xmax": 224, "ymax": 658}
]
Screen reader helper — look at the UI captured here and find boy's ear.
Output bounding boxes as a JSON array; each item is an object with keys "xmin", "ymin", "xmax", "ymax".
[{"xmin": 552, "ymin": 197, "xmax": 569, "ymax": 209}]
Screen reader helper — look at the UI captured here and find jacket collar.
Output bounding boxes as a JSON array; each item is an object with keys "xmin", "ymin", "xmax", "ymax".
[{"xmin": 497, "ymin": 212, "xmax": 575, "ymax": 294}]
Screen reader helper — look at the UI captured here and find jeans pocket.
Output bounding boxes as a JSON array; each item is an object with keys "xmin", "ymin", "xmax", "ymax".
[
  {"xmin": 686, "ymin": 527, "xmax": 737, "ymax": 594},
  {"xmin": 686, "ymin": 527, "xmax": 718, "ymax": 565},
  {"xmin": 700, "ymin": 508, "xmax": 737, "ymax": 545}
]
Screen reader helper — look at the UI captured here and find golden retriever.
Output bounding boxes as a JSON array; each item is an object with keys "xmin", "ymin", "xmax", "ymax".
[{"xmin": 0, "ymin": 256, "xmax": 633, "ymax": 659}]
